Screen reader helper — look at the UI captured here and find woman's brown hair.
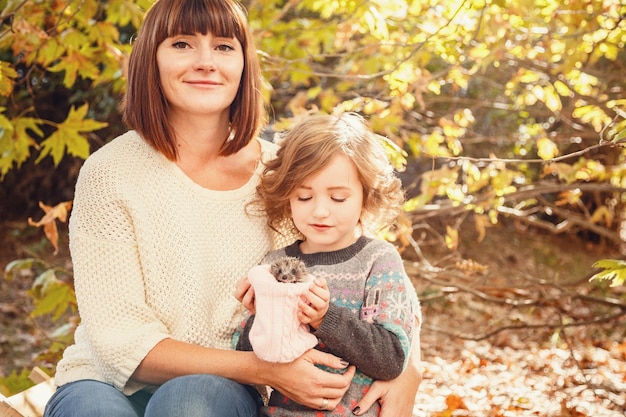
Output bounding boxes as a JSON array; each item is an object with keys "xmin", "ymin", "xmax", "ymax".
[{"xmin": 122, "ymin": 0, "xmax": 264, "ymax": 159}]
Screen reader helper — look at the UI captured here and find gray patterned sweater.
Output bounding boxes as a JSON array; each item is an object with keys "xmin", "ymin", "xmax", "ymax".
[{"xmin": 234, "ymin": 236, "xmax": 420, "ymax": 417}]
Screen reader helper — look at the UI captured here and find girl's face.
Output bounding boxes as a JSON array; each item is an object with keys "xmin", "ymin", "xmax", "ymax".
[
  {"xmin": 156, "ymin": 32, "xmax": 244, "ymax": 123},
  {"xmin": 289, "ymin": 154, "xmax": 364, "ymax": 254}
]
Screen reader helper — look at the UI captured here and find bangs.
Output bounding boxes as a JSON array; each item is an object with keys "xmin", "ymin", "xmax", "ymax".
[{"xmin": 164, "ymin": 0, "xmax": 243, "ymax": 41}]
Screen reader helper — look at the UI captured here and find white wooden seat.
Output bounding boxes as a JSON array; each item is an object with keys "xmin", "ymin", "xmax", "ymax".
[{"xmin": 0, "ymin": 368, "xmax": 54, "ymax": 417}]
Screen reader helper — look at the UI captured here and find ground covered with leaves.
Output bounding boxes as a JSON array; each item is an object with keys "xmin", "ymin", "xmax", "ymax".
[
  {"xmin": 414, "ymin": 335, "xmax": 624, "ymax": 416},
  {"xmin": 409, "ymin": 222, "xmax": 625, "ymax": 416},
  {"xmin": 1, "ymin": 220, "xmax": 625, "ymax": 416}
]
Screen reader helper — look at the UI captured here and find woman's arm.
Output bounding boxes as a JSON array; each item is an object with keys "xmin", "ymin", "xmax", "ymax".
[{"xmin": 132, "ymin": 338, "xmax": 356, "ymax": 410}]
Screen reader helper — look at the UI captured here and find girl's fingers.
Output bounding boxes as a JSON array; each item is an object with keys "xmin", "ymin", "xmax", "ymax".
[
  {"xmin": 233, "ymin": 277, "xmax": 256, "ymax": 313},
  {"xmin": 233, "ymin": 277, "xmax": 250, "ymax": 302}
]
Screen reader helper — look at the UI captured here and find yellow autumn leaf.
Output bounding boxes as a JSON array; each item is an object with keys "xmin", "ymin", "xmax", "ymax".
[
  {"xmin": 543, "ymin": 83, "xmax": 562, "ymax": 112},
  {"xmin": 28, "ymin": 201, "xmax": 73, "ymax": 255},
  {"xmin": 36, "ymin": 104, "xmax": 108, "ymax": 165},
  {"xmin": 473, "ymin": 214, "xmax": 492, "ymax": 242},
  {"xmin": 445, "ymin": 226, "xmax": 459, "ymax": 251},
  {"xmin": 537, "ymin": 137, "xmax": 559, "ymax": 160},
  {"xmin": 590, "ymin": 206, "xmax": 613, "ymax": 227},
  {"xmin": 0, "ymin": 60, "xmax": 17, "ymax": 96},
  {"xmin": 555, "ymin": 189, "xmax": 582, "ymax": 206}
]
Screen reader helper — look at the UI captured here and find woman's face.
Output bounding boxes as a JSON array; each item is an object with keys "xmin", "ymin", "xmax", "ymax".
[{"xmin": 156, "ymin": 32, "xmax": 244, "ymax": 122}]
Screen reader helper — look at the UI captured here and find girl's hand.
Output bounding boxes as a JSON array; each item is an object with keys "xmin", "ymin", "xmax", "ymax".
[
  {"xmin": 233, "ymin": 276, "xmax": 256, "ymax": 314},
  {"xmin": 298, "ymin": 277, "xmax": 330, "ymax": 329},
  {"xmin": 269, "ymin": 349, "xmax": 355, "ymax": 410}
]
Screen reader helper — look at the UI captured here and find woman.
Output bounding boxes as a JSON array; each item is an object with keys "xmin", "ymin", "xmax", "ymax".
[{"xmin": 44, "ymin": 1, "xmax": 420, "ymax": 416}]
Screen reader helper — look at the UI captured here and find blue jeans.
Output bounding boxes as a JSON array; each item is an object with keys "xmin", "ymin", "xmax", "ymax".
[{"xmin": 44, "ymin": 375, "xmax": 262, "ymax": 417}]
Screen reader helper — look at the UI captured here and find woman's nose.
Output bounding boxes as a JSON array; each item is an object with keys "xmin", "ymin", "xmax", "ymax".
[{"xmin": 194, "ymin": 48, "xmax": 216, "ymax": 71}]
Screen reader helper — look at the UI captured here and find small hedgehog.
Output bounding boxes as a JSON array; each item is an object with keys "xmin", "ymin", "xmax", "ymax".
[{"xmin": 270, "ymin": 256, "xmax": 308, "ymax": 283}]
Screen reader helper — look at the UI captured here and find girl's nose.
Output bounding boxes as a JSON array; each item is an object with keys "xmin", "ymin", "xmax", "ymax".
[{"xmin": 312, "ymin": 202, "xmax": 330, "ymax": 218}]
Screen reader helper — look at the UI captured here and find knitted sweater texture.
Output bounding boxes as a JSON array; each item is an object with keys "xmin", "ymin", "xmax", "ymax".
[
  {"xmin": 234, "ymin": 236, "xmax": 421, "ymax": 417},
  {"xmin": 54, "ymin": 131, "xmax": 278, "ymax": 394}
]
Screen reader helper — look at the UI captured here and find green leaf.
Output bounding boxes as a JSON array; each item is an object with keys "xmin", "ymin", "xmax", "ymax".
[
  {"xmin": 28, "ymin": 267, "xmax": 77, "ymax": 321},
  {"xmin": 0, "ymin": 369, "xmax": 34, "ymax": 397},
  {"xmin": 31, "ymin": 283, "xmax": 76, "ymax": 321},
  {"xmin": 4, "ymin": 258, "xmax": 43, "ymax": 281}
]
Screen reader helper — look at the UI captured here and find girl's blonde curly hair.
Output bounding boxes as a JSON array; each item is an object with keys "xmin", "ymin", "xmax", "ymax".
[{"xmin": 254, "ymin": 112, "xmax": 405, "ymax": 239}]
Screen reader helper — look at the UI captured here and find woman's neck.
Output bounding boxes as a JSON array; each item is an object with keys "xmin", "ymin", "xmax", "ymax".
[
  {"xmin": 171, "ymin": 112, "xmax": 231, "ymax": 159},
  {"xmin": 174, "ymin": 133, "xmax": 260, "ymax": 191}
]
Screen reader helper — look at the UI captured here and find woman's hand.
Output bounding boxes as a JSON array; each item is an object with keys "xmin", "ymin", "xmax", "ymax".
[
  {"xmin": 233, "ymin": 276, "xmax": 255, "ymax": 313},
  {"xmin": 352, "ymin": 330, "xmax": 422, "ymax": 417},
  {"xmin": 352, "ymin": 369, "xmax": 421, "ymax": 416},
  {"xmin": 298, "ymin": 277, "xmax": 330, "ymax": 329},
  {"xmin": 268, "ymin": 349, "xmax": 355, "ymax": 410}
]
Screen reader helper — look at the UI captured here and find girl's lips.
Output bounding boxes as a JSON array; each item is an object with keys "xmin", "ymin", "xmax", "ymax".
[{"xmin": 310, "ymin": 224, "xmax": 331, "ymax": 232}]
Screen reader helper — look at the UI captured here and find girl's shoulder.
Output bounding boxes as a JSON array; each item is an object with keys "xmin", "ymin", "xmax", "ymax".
[
  {"xmin": 362, "ymin": 237, "xmax": 404, "ymax": 260},
  {"xmin": 262, "ymin": 247, "xmax": 290, "ymax": 264}
]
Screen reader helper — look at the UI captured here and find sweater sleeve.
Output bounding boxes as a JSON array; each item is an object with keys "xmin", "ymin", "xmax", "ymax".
[
  {"xmin": 313, "ymin": 242, "xmax": 418, "ymax": 380},
  {"xmin": 313, "ymin": 304, "xmax": 405, "ymax": 380},
  {"xmin": 69, "ymin": 154, "xmax": 171, "ymax": 392},
  {"xmin": 233, "ymin": 313, "xmax": 255, "ymax": 352}
]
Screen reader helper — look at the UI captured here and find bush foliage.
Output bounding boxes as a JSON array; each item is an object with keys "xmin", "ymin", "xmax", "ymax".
[{"xmin": 1, "ymin": 0, "xmax": 625, "ymax": 394}]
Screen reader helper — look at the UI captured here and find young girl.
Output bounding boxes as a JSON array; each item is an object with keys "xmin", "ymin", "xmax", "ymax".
[{"xmin": 234, "ymin": 112, "xmax": 421, "ymax": 417}]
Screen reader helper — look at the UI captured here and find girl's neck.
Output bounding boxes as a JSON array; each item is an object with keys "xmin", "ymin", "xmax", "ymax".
[{"xmin": 298, "ymin": 230, "xmax": 362, "ymax": 254}]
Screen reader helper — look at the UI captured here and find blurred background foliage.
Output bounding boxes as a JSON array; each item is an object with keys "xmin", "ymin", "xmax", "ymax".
[
  {"xmin": 0, "ymin": 0, "xmax": 625, "ymax": 396},
  {"xmin": 0, "ymin": 0, "xmax": 624, "ymax": 249}
]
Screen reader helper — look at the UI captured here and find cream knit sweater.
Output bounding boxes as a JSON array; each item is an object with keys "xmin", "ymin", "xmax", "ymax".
[{"xmin": 54, "ymin": 131, "xmax": 278, "ymax": 395}]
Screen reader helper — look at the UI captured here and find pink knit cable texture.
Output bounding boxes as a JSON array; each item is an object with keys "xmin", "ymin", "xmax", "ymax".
[{"xmin": 248, "ymin": 264, "xmax": 318, "ymax": 362}]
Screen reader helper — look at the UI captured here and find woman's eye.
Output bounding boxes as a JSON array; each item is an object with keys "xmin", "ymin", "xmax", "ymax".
[
  {"xmin": 216, "ymin": 43, "xmax": 235, "ymax": 52},
  {"xmin": 296, "ymin": 196, "xmax": 312, "ymax": 201},
  {"xmin": 172, "ymin": 41, "xmax": 190, "ymax": 49},
  {"xmin": 331, "ymin": 197, "xmax": 347, "ymax": 203}
]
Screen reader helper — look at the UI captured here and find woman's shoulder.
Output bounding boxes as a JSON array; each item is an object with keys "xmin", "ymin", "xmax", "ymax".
[
  {"xmin": 81, "ymin": 131, "xmax": 158, "ymax": 172},
  {"xmin": 86, "ymin": 130, "xmax": 148, "ymax": 160},
  {"xmin": 75, "ymin": 131, "xmax": 165, "ymax": 193}
]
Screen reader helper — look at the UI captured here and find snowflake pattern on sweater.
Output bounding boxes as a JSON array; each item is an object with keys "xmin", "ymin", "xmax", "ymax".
[{"xmin": 234, "ymin": 236, "xmax": 421, "ymax": 417}]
